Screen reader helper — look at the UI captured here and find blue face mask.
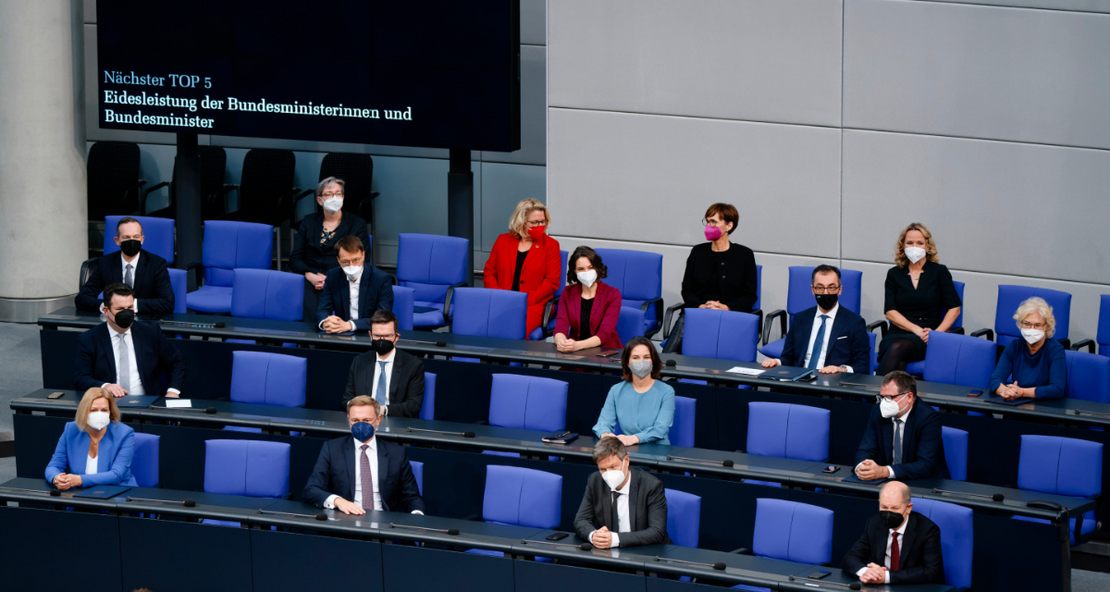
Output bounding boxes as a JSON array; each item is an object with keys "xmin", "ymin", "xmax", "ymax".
[{"xmin": 351, "ymin": 421, "xmax": 375, "ymax": 442}]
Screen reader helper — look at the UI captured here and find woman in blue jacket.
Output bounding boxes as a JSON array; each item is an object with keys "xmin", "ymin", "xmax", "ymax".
[
  {"xmin": 45, "ymin": 387, "xmax": 137, "ymax": 489},
  {"xmin": 990, "ymin": 297, "xmax": 1067, "ymax": 400}
]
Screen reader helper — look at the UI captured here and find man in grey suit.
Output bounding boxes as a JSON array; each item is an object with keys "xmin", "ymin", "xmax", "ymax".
[{"xmin": 574, "ymin": 437, "xmax": 669, "ymax": 549}]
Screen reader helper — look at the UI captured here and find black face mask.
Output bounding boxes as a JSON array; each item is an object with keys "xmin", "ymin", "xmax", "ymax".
[
  {"xmin": 879, "ymin": 510, "xmax": 905, "ymax": 530},
  {"xmin": 371, "ymin": 338, "xmax": 395, "ymax": 355},
  {"xmin": 113, "ymin": 309, "xmax": 136, "ymax": 329},
  {"xmin": 815, "ymin": 293, "xmax": 838, "ymax": 311},
  {"xmin": 119, "ymin": 239, "xmax": 142, "ymax": 257}
]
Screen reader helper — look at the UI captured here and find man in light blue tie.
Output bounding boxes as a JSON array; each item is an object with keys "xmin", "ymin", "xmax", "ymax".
[
  {"xmin": 343, "ymin": 310, "xmax": 426, "ymax": 417},
  {"xmin": 762, "ymin": 265, "xmax": 870, "ymax": 374}
]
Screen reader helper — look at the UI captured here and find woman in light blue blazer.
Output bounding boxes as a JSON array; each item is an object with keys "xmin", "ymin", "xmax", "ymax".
[
  {"xmin": 593, "ymin": 337, "xmax": 676, "ymax": 446},
  {"xmin": 45, "ymin": 387, "xmax": 137, "ymax": 489}
]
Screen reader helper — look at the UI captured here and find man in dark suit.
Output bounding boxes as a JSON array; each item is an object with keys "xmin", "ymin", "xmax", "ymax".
[
  {"xmin": 762, "ymin": 264, "xmax": 870, "ymax": 374},
  {"xmin": 75, "ymin": 283, "xmax": 185, "ymax": 398},
  {"xmin": 855, "ymin": 371, "xmax": 946, "ymax": 481},
  {"xmin": 75, "ymin": 217, "xmax": 174, "ymax": 316},
  {"xmin": 344, "ymin": 310, "xmax": 425, "ymax": 417},
  {"xmin": 574, "ymin": 437, "xmax": 668, "ymax": 548},
  {"xmin": 843, "ymin": 480, "xmax": 944, "ymax": 584},
  {"xmin": 317, "ymin": 235, "xmax": 393, "ymax": 333},
  {"xmin": 302, "ymin": 396, "xmax": 425, "ymax": 515}
]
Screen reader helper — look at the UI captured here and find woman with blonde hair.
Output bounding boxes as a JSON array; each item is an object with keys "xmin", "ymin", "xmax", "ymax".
[
  {"xmin": 45, "ymin": 387, "xmax": 137, "ymax": 489},
  {"xmin": 989, "ymin": 297, "xmax": 1067, "ymax": 400},
  {"xmin": 877, "ymin": 222, "xmax": 962, "ymax": 374},
  {"xmin": 482, "ymin": 198, "xmax": 562, "ymax": 336}
]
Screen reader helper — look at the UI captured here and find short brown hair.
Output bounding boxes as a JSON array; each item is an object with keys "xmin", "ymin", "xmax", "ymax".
[
  {"xmin": 881, "ymin": 370, "xmax": 917, "ymax": 398},
  {"xmin": 315, "ymin": 176, "xmax": 346, "ymax": 197},
  {"xmin": 592, "ymin": 436, "xmax": 629, "ymax": 464},
  {"xmin": 75, "ymin": 387, "xmax": 120, "ymax": 431},
  {"xmin": 566, "ymin": 246, "xmax": 608, "ymax": 285},
  {"xmin": 620, "ymin": 336, "xmax": 662, "ymax": 381},
  {"xmin": 336, "ymin": 235, "xmax": 365, "ymax": 254},
  {"xmin": 103, "ymin": 282, "xmax": 134, "ymax": 308},
  {"xmin": 346, "ymin": 395, "xmax": 381, "ymax": 416},
  {"xmin": 116, "ymin": 217, "xmax": 143, "ymax": 235},
  {"xmin": 370, "ymin": 310, "xmax": 398, "ymax": 333},
  {"xmin": 704, "ymin": 203, "xmax": 739, "ymax": 235}
]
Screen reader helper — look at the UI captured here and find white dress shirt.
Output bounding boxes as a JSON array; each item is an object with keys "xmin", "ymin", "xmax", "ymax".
[
  {"xmin": 346, "ymin": 272, "xmax": 362, "ymax": 331},
  {"xmin": 106, "ymin": 327, "xmax": 145, "ymax": 395},
  {"xmin": 856, "ymin": 514, "xmax": 908, "ymax": 583},
  {"xmin": 86, "ymin": 454, "xmax": 98, "ymax": 475},
  {"xmin": 324, "ymin": 437, "xmax": 382, "ymax": 510},
  {"xmin": 371, "ymin": 349, "xmax": 396, "ymax": 415},
  {"xmin": 120, "ymin": 252, "xmax": 141, "ymax": 312},
  {"xmin": 802, "ymin": 304, "xmax": 850, "ymax": 371},
  {"xmin": 590, "ymin": 477, "xmax": 632, "ymax": 548}
]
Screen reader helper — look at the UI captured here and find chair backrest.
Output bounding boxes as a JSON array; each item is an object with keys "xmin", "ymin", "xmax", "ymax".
[
  {"xmin": 410, "ymin": 460, "xmax": 424, "ymax": 496},
  {"xmin": 664, "ymin": 488, "xmax": 702, "ymax": 548},
  {"xmin": 131, "ymin": 433, "xmax": 160, "ymax": 488},
  {"xmin": 488, "ymin": 374, "xmax": 568, "ymax": 432},
  {"xmin": 420, "ymin": 372, "xmax": 437, "ymax": 420},
  {"xmin": 230, "ymin": 269, "xmax": 304, "ymax": 321},
  {"xmin": 319, "ymin": 152, "xmax": 374, "ymax": 220},
  {"xmin": 594, "ymin": 247, "xmax": 663, "ymax": 332},
  {"xmin": 752, "ymin": 264, "xmax": 763, "ymax": 312},
  {"xmin": 616, "ymin": 306, "xmax": 645, "ymax": 344},
  {"xmin": 203, "ymin": 439, "xmax": 290, "ymax": 498},
  {"xmin": 911, "ymin": 498, "xmax": 973, "ymax": 589},
  {"xmin": 451, "ymin": 287, "xmax": 527, "ymax": 339},
  {"xmin": 1066, "ymin": 350, "xmax": 1110, "ymax": 404},
  {"xmin": 167, "ymin": 268, "xmax": 188, "ymax": 314},
  {"xmin": 230, "ymin": 351, "xmax": 307, "ymax": 407},
  {"xmin": 994, "ymin": 285, "xmax": 1072, "ymax": 346},
  {"xmin": 201, "ymin": 220, "xmax": 274, "ymax": 287},
  {"xmin": 1017, "ymin": 435, "xmax": 1103, "ymax": 498},
  {"xmin": 555, "ymin": 250, "xmax": 569, "ymax": 301},
  {"xmin": 237, "ymin": 149, "xmax": 295, "ymax": 223},
  {"xmin": 392, "ymin": 285, "xmax": 415, "ymax": 332},
  {"xmin": 746, "ymin": 402, "xmax": 830, "ymax": 462},
  {"xmin": 941, "ymin": 426, "xmax": 969, "ymax": 481},
  {"xmin": 669, "ymin": 396, "xmax": 696, "ymax": 448},
  {"xmin": 1098, "ymin": 294, "xmax": 1110, "ymax": 355},
  {"xmin": 681, "ymin": 308, "xmax": 760, "ymax": 362},
  {"xmin": 396, "ymin": 233, "xmax": 469, "ymax": 304},
  {"xmin": 922, "ymin": 331, "xmax": 996, "ymax": 389},
  {"xmin": 952, "ymin": 280, "xmax": 965, "ymax": 330},
  {"xmin": 104, "ymin": 215, "xmax": 176, "ymax": 264},
  {"xmin": 482, "ymin": 465, "xmax": 562, "ymax": 528},
  {"xmin": 87, "ymin": 141, "xmax": 141, "ymax": 218},
  {"xmin": 786, "ymin": 266, "xmax": 862, "ymax": 319},
  {"xmin": 752, "ymin": 498, "xmax": 834, "ymax": 564}
]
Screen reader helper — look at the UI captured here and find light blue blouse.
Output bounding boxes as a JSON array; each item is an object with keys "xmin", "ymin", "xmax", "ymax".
[{"xmin": 592, "ymin": 380, "xmax": 676, "ymax": 445}]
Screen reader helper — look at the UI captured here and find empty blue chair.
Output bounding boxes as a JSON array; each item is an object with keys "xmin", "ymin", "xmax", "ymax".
[
  {"xmin": 396, "ymin": 233, "xmax": 469, "ymax": 329},
  {"xmin": 167, "ymin": 268, "xmax": 188, "ymax": 314},
  {"xmin": 1074, "ymin": 294, "xmax": 1110, "ymax": 356},
  {"xmin": 451, "ymin": 287, "xmax": 528, "ymax": 339},
  {"xmin": 975, "ymin": 285, "xmax": 1072, "ymax": 348},
  {"xmin": 131, "ymin": 433, "xmax": 160, "ymax": 488},
  {"xmin": 668, "ymin": 396, "xmax": 696, "ymax": 448},
  {"xmin": 392, "ymin": 285, "xmax": 415, "ymax": 331},
  {"xmin": 681, "ymin": 308, "xmax": 760, "ymax": 362},
  {"xmin": 747, "ymin": 402, "xmax": 830, "ymax": 462},
  {"xmin": 941, "ymin": 426, "xmax": 968, "ymax": 481},
  {"xmin": 410, "ymin": 460, "xmax": 424, "ymax": 495},
  {"xmin": 186, "ymin": 221, "xmax": 273, "ymax": 313},
  {"xmin": 911, "ymin": 497, "xmax": 973, "ymax": 589},
  {"xmin": 419, "ymin": 372, "xmax": 437, "ymax": 420},
  {"xmin": 1065, "ymin": 350, "xmax": 1110, "ymax": 403},
  {"xmin": 920, "ymin": 331, "xmax": 996, "ymax": 389},
  {"xmin": 230, "ymin": 351, "xmax": 307, "ymax": 407},
  {"xmin": 104, "ymin": 215, "xmax": 176, "ymax": 264},
  {"xmin": 594, "ymin": 248, "xmax": 664, "ymax": 337},
  {"xmin": 230, "ymin": 269, "xmax": 304, "ymax": 321},
  {"xmin": 1017, "ymin": 435, "xmax": 1103, "ymax": 544},
  {"xmin": 906, "ymin": 280, "xmax": 965, "ymax": 376},
  {"xmin": 752, "ymin": 498, "xmax": 834, "ymax": 564},
  {"xmin": 616, "ymin": 306, "xmax": 645, "ymax": 344},
  {"xmin": 488, "ymin": 374, "xmax": 568, "ymax": 432},
  {"xmin": 665, "ymin": 488, "xmax": 702, "ymax": 548},
  {"xmin": 483, "ymin": 465, "xmax": 562, "ymax": 528},
  {"xmin": 203, "ymin": 439, "xmax": 290, "ymax": 498},
  {"xmin": 761, "ymin": 266, "xmax": 862, "ymax": 359}
]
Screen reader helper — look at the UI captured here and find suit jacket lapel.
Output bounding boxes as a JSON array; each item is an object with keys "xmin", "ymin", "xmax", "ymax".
[
  {"xmin": 899, "ymin": 515, "xmax": 918, "ymax": 565},
  {"xmin": 98, "ymin": 325, "xmax": 117, "ymax": 377},
  {"xmin": 376, "ymin": 441, "xmax": 391, "ymax": 510},
  {"xmin": 342, "ymin": 441, "xmax": 356, "ymax": 501},
  {"xmin": 880, "ymin": 417, "xmax": 894, "ymax": 465},
  {"xmin": 388, "ymin": 354, "xmax": 402, "ymax": 403},
  {"xmin": 109, "ymin": 252, "xmax": 124, "ymax": 283},
  {"xmin": 626, "ymin": 471, "xmax": 641, "ymax": 531},
  {"xmin": 357, "ymin": 266, "xmax": 373, "ymax": 318},
  {"xmin": 131, "ymin": 323, "xmax": 147, "ymax": 386}
]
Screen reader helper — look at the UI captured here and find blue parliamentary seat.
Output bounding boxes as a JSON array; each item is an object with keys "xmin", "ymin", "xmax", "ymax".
[
  {"xmin": 186, "ymin": 220, "xmax": 273, "ymax": 314},
  {"xmin": 396, "ymin": 233, "xmax": 469, "ymax": 329}
]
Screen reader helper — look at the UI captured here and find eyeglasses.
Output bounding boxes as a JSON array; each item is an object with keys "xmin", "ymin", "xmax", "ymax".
[
  {"xmin": 812, "ymin": 285, "xmax": 841, "ymax": 294},
  {"xmin": 1019, "ymin": 321, "xmax": 1046, "ymax": 330},
  {"xmin": 338, "ymin": 256, "xmax": 364, "ymax": 267},
  {"xmin": 370, "ymin": 333, "xmax": 396, "ymax": 340},
  {"xmin": 321, "ymin": 192, "xmax": 344, "ymax": 198},
  {"xmin": 525, "ymin": 219, "xmax": 546, "ymax": 228},
  {"xmin": 349, "ymin": 418, "xmax": 376, "ymax": 425},
  {"xmin": 875, "ymin": 391, "xmax": 911, "ymax": 403}
]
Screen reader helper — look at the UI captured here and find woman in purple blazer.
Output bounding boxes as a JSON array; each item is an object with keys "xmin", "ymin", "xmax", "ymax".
[
  {"xmin": 555, "ymin": 246, "xmax": 623, "ymax": 352},
  {"xmin": 45, "ymin": 388, "xmax": 137, "ymax": 489}
]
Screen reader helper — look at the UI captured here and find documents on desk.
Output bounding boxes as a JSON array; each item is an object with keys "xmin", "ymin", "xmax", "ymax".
[
  {"xmin": 726, "ymin": 366, "xmax": 765, "ymax": 376},
  {"xmin": 164, "ymin": 399, "xmax": 192, "ymax": 408}
]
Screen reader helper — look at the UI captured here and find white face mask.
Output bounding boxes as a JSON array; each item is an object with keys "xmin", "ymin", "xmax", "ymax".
[
  {"xmin": 879, "ymin": 397, "xmax": 902, "ymax": 419},
  {"xmin": 576, "ymin": 269, "xmax": 598, "ymax": 288},
  {"xmin": 904, "ymin": 246, "xmax": 927, "ymax": 264},
  {"xmin": 323, "ymin": 197, "xmax": 343, "ymax": 214},
  {"xmin": 343, "ymin": 265, "xmax": 362, "ymax": 281},
  {"xmin": 601, "ymin": 468, "xmax": 625, "ymax": 491},
  {"xmin": 1021, "ymin": 328, "xmax": 1045, "ymax": 345},
  {"xmin": 87, "ymin": 411, "xmax": 111, "ymax": 431}
]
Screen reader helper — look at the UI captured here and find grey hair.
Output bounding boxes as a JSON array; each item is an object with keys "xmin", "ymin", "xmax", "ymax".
[
  {"xmin": 592, "ymin": 436, "xmax": 628, "ymax": 464},
  {"xmin": 315, "ymin": 176, "xmax": 346, "ymax": 198},
  {"xmin": 1013, "ymin": 296, "xmax": 1056, "ymax": 338}
]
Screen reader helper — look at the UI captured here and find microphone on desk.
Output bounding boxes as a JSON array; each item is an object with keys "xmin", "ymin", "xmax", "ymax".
[
  {"xmin": 257, "ymin": 508, "xmax": 328, "ymax": 521},
  {"xmin": 651, "ymin": 556, "xmax": 727, "ymax": 571},
  {"xmin": 666, "ymin": 454, "xmax": 735, "ymax": 468},
  {"xmin": 0, "ymin": 486, "xmax": 62, "ymax": 497},
  {"xmin": 930, "ymin": 487, "xmax": 1005, "ymax": 502},
  {"xmin": 518, "ymin": 539, "xmax": 594, "ymax": 552},
  {"xmin": 126, "ymin": 496, "xmax": 197, "ymax": 508},
  {"xmin": 435, "ymin": 341, "xmax": 447, "ymax": 347},
  {"xmin": 665, "ymin": 359, "xmax": 677, "ymax": 368},
  {"xmin": 406, "ymin": 427, "xmax": 476, "ymax": 438},
  {"xmin": 388, "ymin": 522, "xmax": 460, "ymax": 536},
  {"xmin": 787, "ymin": 576, "xmax": 861, "ymax": 590}
]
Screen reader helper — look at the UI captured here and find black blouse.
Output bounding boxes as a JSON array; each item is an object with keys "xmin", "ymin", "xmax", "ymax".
[
  {"xmin": 578, "ymin": 298, "xmax": 595, "ymax": 340},
  {"xmin": 680, "ymin": 241, "xmax": 758, "ymax": 312},
  {"xmin": 290, "ymin": 212, "xmax": 369, "ymax": 274},
  {"xmin": 510, "ymin": 250, "xmax": 528, "ymax": 292},
  {"xmin": 883, "ymin": 261, "xmax": 962, "ymax": 332}
]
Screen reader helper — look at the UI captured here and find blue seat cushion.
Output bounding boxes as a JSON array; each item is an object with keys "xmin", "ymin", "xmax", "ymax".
[
  {"xmin": 759, "ymin": 338, "xmax": 784, "ymax": 360},
  {"xmin": 187, "ymin": 286, "xmax": 233, "ymax": 313}
]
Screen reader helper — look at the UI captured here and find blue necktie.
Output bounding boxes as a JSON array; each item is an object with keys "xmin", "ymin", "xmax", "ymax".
[
  {"xmin": 375, "ymin": 360, "xmax": 388, "ymax": 405},
  {"xmin": 806, "ymin": 315, "xmax": 829, "ymax": 370}
]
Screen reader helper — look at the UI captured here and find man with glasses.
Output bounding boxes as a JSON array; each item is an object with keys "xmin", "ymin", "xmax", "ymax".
[
  {"xmin": 344, "ymin": 310, "xmax": 426, "ymax": 418},
  {"xmin": 762, "ymin": 265, "xmax": 869, "ymax": 374},
  {"xmin": 854, "ymin": 371, "xmax": 946, "ymax": 481},
  {"xmin": 317, "ymin": 235, "xmax": 393, "ymax": 334}
]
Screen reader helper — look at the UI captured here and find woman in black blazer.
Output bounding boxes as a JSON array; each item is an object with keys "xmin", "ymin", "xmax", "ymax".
[
  {"xmin": 877, "ymin": 223, "xmax": 962, "ymax": 374},
  {"xmin": 290, "ymin": 176, "xmax": 370, "ymax": 319}
]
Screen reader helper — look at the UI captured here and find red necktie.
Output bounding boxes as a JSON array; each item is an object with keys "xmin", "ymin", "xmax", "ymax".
[
  {"xmin": 890, "ymin": 531, "xmax": 901, "ymax": 571},
  {"xmin": 360, "ymin": 444, "xmax": 375, "ymax": 511}
]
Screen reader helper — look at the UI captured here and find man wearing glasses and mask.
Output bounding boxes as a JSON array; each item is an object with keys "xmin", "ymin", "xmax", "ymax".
[
  {"xmin": 343, "ymin": 310, "xmax": 425, "ymax": 418},
  {"xmin": 855, "ymin": 371, "xmax": 946, "ymax": 481}
]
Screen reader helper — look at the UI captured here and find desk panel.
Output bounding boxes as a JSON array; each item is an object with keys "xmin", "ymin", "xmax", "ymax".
[
  {"xmin": 382, "ymin": 545, "xmax": 514, "ymax": 592},
  {"xmin": 119, "ymin": 516, "xmax": 252, "ymax": 592},
  {"xmin": 251, "ymin": 530, "xmax": 383, "ymax": 592},
  {"xmin": 0, "ymin": 506, "xmax": 122, "ymax": 592},
  {"xmin": 516, "ymin": 560, "xmax": 646, "ymax": 592}
]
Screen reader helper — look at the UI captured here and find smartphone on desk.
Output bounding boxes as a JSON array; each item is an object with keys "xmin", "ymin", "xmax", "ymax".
[{"xmin": 47, "ymin": 391, "xmax": 66, "ymax": 400}]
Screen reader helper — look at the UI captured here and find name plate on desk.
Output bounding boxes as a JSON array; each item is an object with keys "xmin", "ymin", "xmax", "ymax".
[
  {"xmin": 726, "ymin": 366, "xmax": 765, "ymax": 377},
  {"xmin": 164, "ymin": 399, "xmax": 193, "ymax": 408}
]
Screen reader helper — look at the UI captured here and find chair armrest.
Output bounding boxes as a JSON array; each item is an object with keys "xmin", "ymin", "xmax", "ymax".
[
  {"xmin": 1073, "ymin": 338, "xmax": 1096, "ymax": 353},
  {"xmin": 442, "ymin": 285, "xmax": 458, "ymax": 324},
  {"xmin": 950, "ymin": 327, "xmax": 965, "ymax": 335},
  {"xmin": 761, "ymin": 309, "xmax": 787, "ymax": 345},
  {"xmin": 1058, "ymin": 338, "xmax": 1071, "ymax": 350},
  {"xmin": 640, "ymin": 297, "xmax": 664, "ymax": 339},
  {"xmin": 541, "ymin": 299, "xmax": 557, "ymax": 337},
  {"xmin": 142, "ymin": 181, "xmax": 170, "ymax": 197},
  {"xmin": 970, "ymin": 328, "xmax": 994, "ymax": 341},
  {"xmin": 729, "ymin": 547, "xmax": 751, "ymax": 555},
  {"xmin": 78, "ymin": 258, "xmax": 97, "ymax": 288},
  {"xmin": 866, "ymin": 319, "xmax": 888, "ymax": 338},
  {"xmin": 183, "ymin": 261, "xmax": 206, "ymax": 288},
  {"xmin": 662, "ymin": 303, "xmax": 685, "ymax": 341},
  {"xmin": 662, "ymin": 315, "xmax": 686, "ymax": 354},
  {"xmin": 751, "ymin": 309, "xmax": 764, "ymax": 342}
]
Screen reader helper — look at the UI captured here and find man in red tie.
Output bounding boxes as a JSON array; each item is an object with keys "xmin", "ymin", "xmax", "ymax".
[{"xmin": 843, "ymin": 481, "xmax": 944, "ymax": 585}]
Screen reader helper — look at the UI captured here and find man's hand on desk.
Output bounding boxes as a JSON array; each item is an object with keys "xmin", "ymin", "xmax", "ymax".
[
  {"xmin": 334, "ymin": 498, "xmax": 366, "ymax": 516},
  {"xmin": 854, "ymin": 459, "xmax": 890, "ymax": 481}
]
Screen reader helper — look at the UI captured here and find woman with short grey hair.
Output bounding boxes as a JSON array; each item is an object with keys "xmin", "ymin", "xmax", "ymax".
[{"xmin": 989, "ymin": 297, "xmax": 1067, "ymax": 400}]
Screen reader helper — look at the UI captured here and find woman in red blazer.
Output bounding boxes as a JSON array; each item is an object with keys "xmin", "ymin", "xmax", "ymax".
[
  {"xmin": 483, "ymin": 198, "xmax": 562, "ymax": 336},
  {"xmin": 555, "ymin": 246, "xmax": 623, "ymax": 351}
]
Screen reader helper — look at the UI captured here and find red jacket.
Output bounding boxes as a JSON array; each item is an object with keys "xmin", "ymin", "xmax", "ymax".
[
  {"xmin": 483, "ymin": 232, "xmax": 562, "ymax": 335},
  {"xmin": 555, "ymin": 281, "xmax": 623, "ymax": 350}
]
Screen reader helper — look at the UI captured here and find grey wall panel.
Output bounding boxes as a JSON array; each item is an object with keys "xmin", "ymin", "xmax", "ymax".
[
  {"xmin": 521, "ymin": 0, "xmax": 546, "ymax": 45},
  {"xmin": 548, "ymin": 0, "xmax": 843, "ymax": 126},
  {"xmin": 481, "ymin": 45, "xmax": 546, "ymax": 166},
  {"xmin": 922, "ymin": 0, "xmax": 1110, "ymax": 14},
  {"xmin": 845, "ymin": 0, "xmax": 1110, "ymax": 149},
  {"xmin": 842, "ymin": 130, "xmax": 1110, "ymax": 285},
  {"xmin": 547, "ymin": 109, "xmax": 842, "ymax": 257},
  {"xmin": 479, "ymin": 162, "xmax": 546, "ymax": 252}
]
